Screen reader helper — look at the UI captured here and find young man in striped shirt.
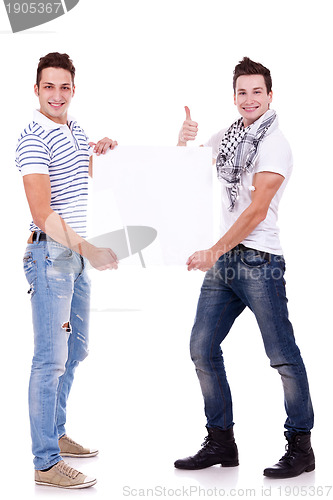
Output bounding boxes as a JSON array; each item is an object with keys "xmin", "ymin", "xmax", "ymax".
[{"xmin": 17, "ymin": 52, "xmax": 118, "ymax": 489}]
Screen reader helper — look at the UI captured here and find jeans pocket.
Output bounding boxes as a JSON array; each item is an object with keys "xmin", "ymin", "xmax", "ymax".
[
  {"xmin": 23, "ymin": 251, "xmax": 37, "ymax": 297},
  {"xmin": 240, "ymin": 249, "xmax": 269, "ymax": 268},
  {"xmin": 46, "ymin": 242, "xmax": 73, "ymax": 262},
  {"xmin": 46, "ymin": 242, "xmax": 81, "ymax": 275}
]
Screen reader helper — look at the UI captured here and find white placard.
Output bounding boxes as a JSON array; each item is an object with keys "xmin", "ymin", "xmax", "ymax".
[{"xmin": 90, "ymin": 146, "xmax": 214, "ymax": 266}]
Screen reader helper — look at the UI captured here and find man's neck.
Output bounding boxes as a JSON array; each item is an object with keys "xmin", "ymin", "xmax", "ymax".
[{"xmin": 39, "ymin": 108, "xmax": 68, "ymax": 125}]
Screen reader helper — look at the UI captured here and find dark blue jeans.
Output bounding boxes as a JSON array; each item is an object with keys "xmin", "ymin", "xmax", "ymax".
[{"xmin": 190, "ymin": 246, "xmax": 314, "ymax": 434}]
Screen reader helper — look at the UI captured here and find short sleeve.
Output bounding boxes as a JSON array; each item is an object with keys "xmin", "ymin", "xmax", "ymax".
[
  {"xmin": 16, "ymin": 134, "xmax": 50, "ymax": 176},
  {"xmin": 255, "ymin": 131, "xmax": 293, "ymax": 179}
]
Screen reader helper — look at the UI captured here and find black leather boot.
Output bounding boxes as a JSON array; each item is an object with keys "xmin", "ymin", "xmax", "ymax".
[
  {"xmin": 174, "ymin": 427, "xmax": 239, "ymax": 470},
  {"xmin": 263, "ymin": 432, "xmax": 315, "ymax": 479}
]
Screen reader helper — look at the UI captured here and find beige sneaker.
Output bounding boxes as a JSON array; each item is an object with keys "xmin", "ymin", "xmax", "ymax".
[
  {"xmin": 59, "ymin": 434, "xmax": 99, "ymax": 457},
  {"xmin": 35, "ymin": 460, "xmax": 96, "ymax": 489}
]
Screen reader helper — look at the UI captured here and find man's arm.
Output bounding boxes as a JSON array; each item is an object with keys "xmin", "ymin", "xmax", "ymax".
[
  {"xmin": 186, "ymin": 171, "xmax": 285, "ymax": 271},
  {"xmin": 178, "ymin": 106, "xmax": 217, "ymax": 167},
  {"xmin": 23, "ymin": 173, "xmax": 118, "ymax": 271}
]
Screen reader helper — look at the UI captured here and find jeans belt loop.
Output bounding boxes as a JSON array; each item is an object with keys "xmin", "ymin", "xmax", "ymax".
[
  {"xmin": 33, "ymin": 231, "xmax": 41, "ymax": 243},
  {"xmin": 32, "ymin": 231, "xmax": 47, "ymax": 243}
]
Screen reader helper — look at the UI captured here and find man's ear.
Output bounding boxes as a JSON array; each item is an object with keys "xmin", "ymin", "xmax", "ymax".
[
  {"xmin": 72, "ymin": 85, "xmax": 76, "ymax": 98},
  {"xmin": 34, "ymin": 84, "xmax": 39, "ymax": 97}
]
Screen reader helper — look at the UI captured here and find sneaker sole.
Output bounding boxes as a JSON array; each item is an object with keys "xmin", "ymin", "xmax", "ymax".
[
  {"xmin": 35, "ymin": 478, "xmax": 97, "ymax": 489},
  {"xmin": 60, "ymin": 451, "xmax": 99, "ymax": 458}
]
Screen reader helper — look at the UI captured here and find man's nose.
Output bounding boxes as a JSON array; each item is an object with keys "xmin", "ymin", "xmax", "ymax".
[{"xmin": 52, "ymin": 89, "xmax": 63, "ymax": 101}]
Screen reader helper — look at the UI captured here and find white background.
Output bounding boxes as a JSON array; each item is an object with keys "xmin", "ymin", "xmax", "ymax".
[{"xmin": 0, "ymin": 0, "xmax": 332, "ymax": 498}]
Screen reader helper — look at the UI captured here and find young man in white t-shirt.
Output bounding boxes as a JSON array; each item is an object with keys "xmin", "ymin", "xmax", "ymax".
[
  {"xmin": 17, "ymin": 52, "xmax": 119, "ymax": 489},
  {"xmin": 174, "ymin": 57, "xmax": 314, "ymax": 479}
]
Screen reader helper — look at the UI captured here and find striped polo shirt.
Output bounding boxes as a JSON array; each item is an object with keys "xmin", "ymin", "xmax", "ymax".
[{"xmin": 16, "ymin": 110, "xmax": 91, "ymax": 237}]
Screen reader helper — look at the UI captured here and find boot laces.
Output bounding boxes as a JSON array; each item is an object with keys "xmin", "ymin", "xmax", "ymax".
[
  {"xmin": 196, "ymin": 435, "xmax": 213, "ymax": 455},
  {"xmin": 201, "ymin": 436, "xmax": 211, "ymax": 448},
  {"xmin": 56, "ymin": 461, "xmax": 80, "ymax": 479},
  {"xmin": 280, "ymin": 441, "xmax": 297, "ymax": 464}
]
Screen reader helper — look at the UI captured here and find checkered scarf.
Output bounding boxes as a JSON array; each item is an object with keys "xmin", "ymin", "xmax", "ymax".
[{"xmin": 216, "ymin": 109, "xmax": 277, "ymax": 211}]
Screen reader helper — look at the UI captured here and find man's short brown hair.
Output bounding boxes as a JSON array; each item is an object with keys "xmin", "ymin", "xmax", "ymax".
[
  {"xmin": 36, "ymin": 52, "xmax": 75, "ymax": 87},
  {"xmin": 233, "ymin": 57, "xmax": 272, "ymax": 94}
]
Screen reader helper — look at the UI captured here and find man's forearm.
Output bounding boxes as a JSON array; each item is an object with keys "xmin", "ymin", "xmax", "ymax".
[
  {"xmin": 34, "ymin": 209, "xmax": 94, "ymax": 258},
  {"xmin": 187, "ymin": 203, "xmax": 267, "ymax": 271},
  {"xmin": 212, "ymin": 204, "xmax": 267, "ymax": 258}
]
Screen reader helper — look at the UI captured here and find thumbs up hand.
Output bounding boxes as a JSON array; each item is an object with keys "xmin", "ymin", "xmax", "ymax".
[{"xmin": 178, "ymin": 106, "xmax": 198, "ymax": 146}]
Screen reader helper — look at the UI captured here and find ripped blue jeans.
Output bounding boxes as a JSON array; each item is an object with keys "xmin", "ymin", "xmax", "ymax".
[{"xmin": 23, "ymin": 236, "xmax": 90, "ymax": 470}]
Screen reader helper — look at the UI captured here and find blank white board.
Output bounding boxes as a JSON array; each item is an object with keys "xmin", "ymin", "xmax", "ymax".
[{"xmin": 90, "ymin": 146, "xmax": 214, "ymax": 266}]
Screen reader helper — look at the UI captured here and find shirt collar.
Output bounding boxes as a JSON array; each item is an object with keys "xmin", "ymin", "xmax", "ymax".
[{"xmin": 33, "ymin": 110, "xmax": 76, "ymax": 131}]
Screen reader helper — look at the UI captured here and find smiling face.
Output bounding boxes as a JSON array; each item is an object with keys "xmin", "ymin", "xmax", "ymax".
[
  {"xmin": 34, "ymin": 67, "xmax": 75, "ymax": 124},
  {"xmin": 234, "ymin": 74, "xmax": 272, "ymax": 128}
]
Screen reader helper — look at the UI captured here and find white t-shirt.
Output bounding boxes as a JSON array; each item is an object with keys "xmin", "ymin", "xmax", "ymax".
[{"xmin": 204, "ymin": 117, "xmax": 292, "ymax": 255}]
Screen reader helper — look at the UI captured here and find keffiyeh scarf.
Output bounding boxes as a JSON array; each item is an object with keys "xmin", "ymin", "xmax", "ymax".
[{"xmin": 216, "ymin": 109, "xmax": 277, "ymax": 211}]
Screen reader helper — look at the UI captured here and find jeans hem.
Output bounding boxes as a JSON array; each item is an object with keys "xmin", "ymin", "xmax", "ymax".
[
  {"xmin": 206, "ymin": 423, "xmax": 235, "ymax": 431},
  {"xmin": 35, "ymin": 456, "xmax": 62, "ymax": 472}
]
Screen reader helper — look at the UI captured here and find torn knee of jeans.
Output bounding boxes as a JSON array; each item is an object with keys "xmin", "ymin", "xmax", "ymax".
[
  {"xmin": 27, "ymin": 282, "xmax": 35, "ymax": 297},
  {"xmin": 62, "ymin": 322, "xmax": 72, "ymax": 334}
]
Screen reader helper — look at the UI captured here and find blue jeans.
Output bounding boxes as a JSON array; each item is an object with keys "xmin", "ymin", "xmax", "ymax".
[
  {"xmin": 190, "ymin": 246, "xmax": 314, "ymax": 434},
  {"xmin": 23, "ymin": 235, "xmax": 90, "ymax": 470}
]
